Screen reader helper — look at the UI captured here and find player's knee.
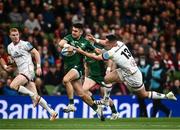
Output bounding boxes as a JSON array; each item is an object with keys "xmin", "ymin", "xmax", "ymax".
[
  {"xmin": 63, "ymin": 77, "xmax": 70, "ymax": 85},
  {"xmin": 104, "ymin": 77, "xmax": 110, "ymax": 84},
  {"xmin": 9, "ymin": 83, "xmax": 18, "ymax": 90}
]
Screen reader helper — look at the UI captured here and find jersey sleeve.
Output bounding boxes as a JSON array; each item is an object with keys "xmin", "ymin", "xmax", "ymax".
[
  {"xmin": 84, "ymin": 41, "xmax": 96, "ymax": 52},
  {"xmin": 24, "ymin": 42, "xmax": 34, "ymax": 52},
  {"xmin": 63, "ymin": 35, "xmax": 71, "ymax": 42},
  {"xmin": 102, "ymin": 50, "xmax": 114, "ymax": 60}
]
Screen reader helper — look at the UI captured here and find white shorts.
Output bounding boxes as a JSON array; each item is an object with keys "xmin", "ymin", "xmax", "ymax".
[
  {"xmin": 19, "ymin": 64, "xmax": 35, "ymax": 81},
  {"xmin": 117, "ymin": 69, "xmax": 144, "ymax": 91}
]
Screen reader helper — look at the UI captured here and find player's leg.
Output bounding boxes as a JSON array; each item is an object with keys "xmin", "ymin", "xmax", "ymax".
[
  {"xmin": 27, "ymin": 82, "xmax": 58, "ymax": 120},
  {"xmin": 73, "ymin": 79, "xmax": 95, "ymax": 106},
  {"xmin": 72, "ymin": 80, "xmax": 105, "ymax": 121},
  {"xmin": 128, "ymin": 70, "xmax": 177, "ymax": 100},
  {"xmin": 82, "ymin": 77, "xmax": 97, "ymax": 100},
  {"xmin": 100, "ymin": 87, "xmax": 119, "ymax": 120},
  {"xmin": 9, "ymin": 74, "xmax": 35, "ymax": 97},
  {"xmin": 63, "ymin": 68, "xmax": 79, "ymax": 107},
  {"xmin": 103, "ymin": 69, "xmax": 122, "ymax": 104},
  {"xmin": 26, "ymin": 82, "xmax": 39, "ymax": 107},
  {"xmin": 104, "ymin": 69, "xmax": 122, "ymax": 84}
]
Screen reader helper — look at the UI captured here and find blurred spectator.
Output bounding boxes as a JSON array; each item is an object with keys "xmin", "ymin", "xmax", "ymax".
[
  {"xmin": 0, "ymin": 1, "xmax": 8, "ymax": 24},
  {"xmin": 24, "ymin": 12, "xmax": 41, "ymax": 34},
  {"xmin": 42, "ymin": 3, "xmax": 55, "ymax": 33},
  {"xmin": 72, "ymin": 13, "xmax": 85, "ymax": 25},
  {"xmin": 8, "ymin": 6, "xmax": 22, "ymax": 24},
  {"xmin": 44, "ymin": 65, "xmax": 59, "ymax": 86},
  {"xmin": 170, "ymin": 79, "xmax": 180, "ymax": 95},
  {"xmin": 150, "ymin": 59, "xmax": 172, "ymax": 117},
  {"xmin": 137, "ymin": 47, "xmax": 152, "ymax": 117},
  {"xmin": 0, "ymin": 78, "xmax": 19, "ymax": 96}
]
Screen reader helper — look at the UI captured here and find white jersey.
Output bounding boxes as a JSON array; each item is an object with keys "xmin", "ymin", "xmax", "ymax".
[
  {"xmin": 7, "ymin": 40, "xmax": 35, "ymax": 80},
  {"xmin": 103, "ymin": 41, "xmax": 138, "ymax": 76}
]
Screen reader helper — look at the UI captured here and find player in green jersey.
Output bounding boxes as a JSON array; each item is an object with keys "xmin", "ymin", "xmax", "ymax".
[
  {"xmin": 58, "ymin": 23, "xmax": 104, "ymax": 121},
  {"xmin": 82, "ymin": 36, "xmax": 119, "ymax": 120}
]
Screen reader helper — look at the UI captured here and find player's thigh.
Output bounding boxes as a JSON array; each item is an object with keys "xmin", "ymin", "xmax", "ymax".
[
  {"xmin": 26, "ymin": 81, "xmax": 38, "ymax": 95},
  {"xmin": 63, "ymin": 69, "xmax": 80, "ymax": 82},
  {"xmin": 83, "ymin": 77, "xmax": 96, "ymax": 91},
  {"xmin": 72, "ymin": 79, "xmax": 84, "ymax": 96},
  {"xmin": 10, "ymin": 74, "xmax": 28, "ymax": 89},
  {"xmin": 104, "ymin": 70, "xmax": 120, "ymax": 84}
]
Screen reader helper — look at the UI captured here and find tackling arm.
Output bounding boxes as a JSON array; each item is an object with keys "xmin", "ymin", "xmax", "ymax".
[
  {"xmin": 86, "ymin": 34, "xmax": 107, "ymax": 46},
  {"xmin": 75, "ymin": 47, "xmax": 103, "ymax": 61}
]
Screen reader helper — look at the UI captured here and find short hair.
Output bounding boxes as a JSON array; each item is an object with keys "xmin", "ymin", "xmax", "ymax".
[
  {"xmin": 9, "ymin": 28, "xmax": 19, "ymax": 34},
  {"xmin": 106, "ymin": 34, "xmax": 118, "ymax": 42},
  {"xmin": 72, "ymin": 23, "xmax": 83, "ymax": 30}
]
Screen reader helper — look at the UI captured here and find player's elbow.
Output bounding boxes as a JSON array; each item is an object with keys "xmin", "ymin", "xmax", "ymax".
[{"xmin": 94, "ymin": 55, "xmax": 103, "ymax": 61}]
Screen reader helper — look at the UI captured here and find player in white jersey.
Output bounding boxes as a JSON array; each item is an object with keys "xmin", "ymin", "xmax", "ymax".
[
  {"xmin": 5, "ymin": 28, "xmax": 57, "ymax": 120},
  {"xmin": 75, "ymin": 34, "xmax": 177, "ymax": 101}
]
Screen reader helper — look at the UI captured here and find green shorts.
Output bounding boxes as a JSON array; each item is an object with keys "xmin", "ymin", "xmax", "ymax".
[
  {"xmin": 64, "ymin": 65, "xmax": 83, "ymax": 80},
  {"xmin": 88, "ymin": 75, "xmax": 107, "ymax": 87}
]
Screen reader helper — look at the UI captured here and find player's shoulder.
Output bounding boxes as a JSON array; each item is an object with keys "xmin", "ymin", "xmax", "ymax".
[
  {"xmin": 117, "ymin": 41, "xmax": 124, "ymax": 46},
  {"xmin": 19, "ymin": 40, "xmax": 29, "ymax": 45},
  {"xmin": 63, "ymin": 34, "xmax": 72, "ymax": 41},
  {"xmin": 7, "ymin": 42, "xmax": 13, "ymax": 48}
]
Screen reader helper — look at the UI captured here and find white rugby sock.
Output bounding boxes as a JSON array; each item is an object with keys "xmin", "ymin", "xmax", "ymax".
[
  {"xmin": 39, "ymin": 97, "xmax": 54, "ymax": 115},
  {"xmin": 104, "ymin": 86, "xmax": 112, "ymax": 100},
  {"xmin": 148, "ymin": 91, "xmax": 166, "ymax": 99},
  {"xmin": 18, "ymin": 85, "xmax": 34, "ymax": 97}
]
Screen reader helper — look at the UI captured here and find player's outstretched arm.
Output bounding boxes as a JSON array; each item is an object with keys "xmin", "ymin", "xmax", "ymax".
[
  {"xmin": 75, "ymin": 47, "xmax": 103, "ymax": 61},
  {"xmin": 31, "ymin": 48, "xmax": 42, "ymax": 76},
  {"xmin": 86, "ymin": 34, "xmax": 107, "ymax": 46}
]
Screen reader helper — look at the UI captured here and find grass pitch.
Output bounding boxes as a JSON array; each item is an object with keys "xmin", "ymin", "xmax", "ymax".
[{"xmin": 0, "ymin": 118, "xmax": 180, "ymax": 130}]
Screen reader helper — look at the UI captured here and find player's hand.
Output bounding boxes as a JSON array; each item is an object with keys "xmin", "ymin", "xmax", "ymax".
[
  {"xmin": 67, "ymin": 45, "xmax": 75, "ymax": 52},
  {"xmin": 7, "ymin": 57, "xmax": 14, "ymax": 65},
  {"xmin": 3, "ymin": 65, "xmax": 13, "ymax": 72},
  {"xmin": 95, "ymin": 48, "xmax": 102, "ymax": 54},
  {"xmin": 74, "ymin": 47, "xmax": 83, "ymax": 53},
  {"xmin": 86, "ymin": 34, "xmax": 96, "ymax": 42},
  {"xmin": 36, "ymin": 67, "xmax": 42, "ymax": 76}
]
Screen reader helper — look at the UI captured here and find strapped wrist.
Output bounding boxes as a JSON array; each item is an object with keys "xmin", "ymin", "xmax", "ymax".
[
  {"xmin": 106, "ymin": 67, "xmax": 111, "ymax": 71},
  {"xmin": 95, "ymin": 39, "xmax": 100, "ymax": 43},
  {"xmin": 37, "ymin": 64, "xmax": 41, "ymax": 68}
]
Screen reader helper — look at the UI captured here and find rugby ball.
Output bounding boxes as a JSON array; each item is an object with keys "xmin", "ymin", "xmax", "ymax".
[{"xmin": 61, "ymin": 47, "xmax": 76, "ymax": 57}]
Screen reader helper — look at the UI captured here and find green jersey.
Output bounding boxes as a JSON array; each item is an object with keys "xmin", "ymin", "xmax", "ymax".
[
  {"xmin": 85, "ymin": 56, "xmax": 106, "ymax": 77},
  {"xmin": 85, "ymin": 44, "xmax": 108, "ymax": 86},
  {"xmin": 63, "ymin": 34, "xmax": 95, "ymax": 74}
]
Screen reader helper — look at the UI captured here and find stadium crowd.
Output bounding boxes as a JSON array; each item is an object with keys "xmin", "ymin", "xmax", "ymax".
[{"xmin": 0, "ymin": 0, "xmax": 179, "ymax": 96}]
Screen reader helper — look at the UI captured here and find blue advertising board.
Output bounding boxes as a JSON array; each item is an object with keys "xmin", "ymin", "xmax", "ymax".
[{"xmin": 0, "ymin": 95, "xmax": 179, "ymax": 119}]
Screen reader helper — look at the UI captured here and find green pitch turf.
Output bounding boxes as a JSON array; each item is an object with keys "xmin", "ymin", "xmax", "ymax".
[{"xmin": 0, "ymin": 118, "xmax": 180, "ymax": 130}]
